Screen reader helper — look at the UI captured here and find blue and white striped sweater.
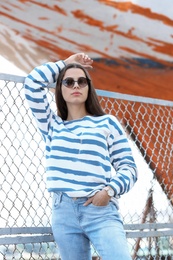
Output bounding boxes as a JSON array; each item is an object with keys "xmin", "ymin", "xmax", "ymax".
[{"xmin": 24, "ymin": 60, "xmax": 138, "ymax": 202}]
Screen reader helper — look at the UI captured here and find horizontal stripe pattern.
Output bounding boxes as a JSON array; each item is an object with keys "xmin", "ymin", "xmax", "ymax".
[{"xmin": 24, "ymin": 60, "xmax": 138, "ymax": 200}]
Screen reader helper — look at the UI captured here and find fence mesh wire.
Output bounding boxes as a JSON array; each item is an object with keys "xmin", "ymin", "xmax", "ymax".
[{"xmin": 0, "ymin": 75, "xmax": 173, "ymax": 259}]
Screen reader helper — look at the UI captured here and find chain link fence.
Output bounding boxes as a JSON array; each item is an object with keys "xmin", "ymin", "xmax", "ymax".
[{"xmin": 0, "ymin": 73, "xmax": 173, "ymax": 260}]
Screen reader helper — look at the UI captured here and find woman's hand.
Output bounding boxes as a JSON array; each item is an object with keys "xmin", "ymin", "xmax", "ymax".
[
  {"xmin": 83, "ymin": 190, "xmax": 110, "ymax": 206},
  {"xmin": 64, "ymin": 53, "xmax": 93, "ymax": 68}
]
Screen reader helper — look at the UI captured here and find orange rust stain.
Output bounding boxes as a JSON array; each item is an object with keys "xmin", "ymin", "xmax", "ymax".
[
  {"xmin": 1, "ymin": 5, "xmax": 11, "ymax": 12},
  {"xmin": 10, "ymin": 2, "xmax": 25, "ymax": 11},
  {"xmin": 69, "ymin": 28, "xmax": 91, "ymax": 36},
  {"xmin": 19, "ymin": 0, "xmax": 67, "ymax": 16},
  {"xmin": 56, "ymin": 26, "xmax": 63, "ymax": 33},
  {"xmin": 104, "ymin": 25, "xmax": 119, "ymax": 32},
  {"xmin": 18, "ymin": 0, "xmax": 29, "ymax": 2},
  {"xmin": 99, "ymin": 0, "xmax": 173, "ymax": 27},
  {"xmin": 39, "ymin": 17, "xmax": 49, "ymax": 20},
  {"xmin": 72, "ymin": 10, "xmax": 119, "ymax": 32},
  {"xmin": 148, "ymin": 38, "xmax": 173, "ymax": 56},
  {"xmin": 72, "ymin": 10, "xmax": 105, "ymax": 29}
]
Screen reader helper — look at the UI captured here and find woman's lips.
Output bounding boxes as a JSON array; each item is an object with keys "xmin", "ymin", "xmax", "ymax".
[{"xmin": 72, "ymin": 92, "xmax": 81, "ymax": 95}]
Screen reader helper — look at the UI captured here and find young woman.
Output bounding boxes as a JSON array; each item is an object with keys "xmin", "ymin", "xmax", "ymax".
[{"xmin": 24, "ymin": 53, "xmax": 138, "ymax": 260}]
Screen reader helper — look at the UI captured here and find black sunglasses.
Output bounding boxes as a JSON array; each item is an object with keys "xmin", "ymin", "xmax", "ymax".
[{"xmin": 61, "ymin": 77, "xmax": 89, "ymax": 88}]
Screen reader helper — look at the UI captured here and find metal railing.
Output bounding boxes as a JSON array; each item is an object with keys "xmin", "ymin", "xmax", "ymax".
[{"xmin": 0, "ymin": 73, "xmax": 173, "ymax": 259}]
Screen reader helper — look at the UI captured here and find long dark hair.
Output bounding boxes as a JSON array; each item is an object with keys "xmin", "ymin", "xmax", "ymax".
[{"xmin": 55, "ymin": 63, "xmax": 105, "ymax": 120}]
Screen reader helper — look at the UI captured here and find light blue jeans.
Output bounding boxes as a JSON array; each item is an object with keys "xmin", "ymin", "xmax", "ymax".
[{"xmin": 51, "ymin": 192, "xmax": 132, "ymax": 260}]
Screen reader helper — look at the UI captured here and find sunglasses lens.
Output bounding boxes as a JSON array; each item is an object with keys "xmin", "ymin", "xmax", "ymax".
[
  {"xmin": 64, "ymin": 78, "xmax": 74, "ymax": 88},
  {"xmin": 78, "ymin": 77, "xmax": 88, "ymax": 88}
]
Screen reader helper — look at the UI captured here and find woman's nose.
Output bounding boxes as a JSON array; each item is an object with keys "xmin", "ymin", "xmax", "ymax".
[{"xmin": 73, "ymin": 82, "xmax": 80, "ymax": 88}]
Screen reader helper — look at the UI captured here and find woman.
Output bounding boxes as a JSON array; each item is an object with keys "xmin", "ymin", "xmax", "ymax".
[{"xmin": 24, "ymin": 53, "xmax": 138, "ymax": 260}]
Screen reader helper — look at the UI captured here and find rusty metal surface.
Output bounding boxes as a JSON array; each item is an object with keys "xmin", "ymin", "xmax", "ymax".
[{"xmin": 0, "ymin": 0, "xmax": 173, "ymax": 100}]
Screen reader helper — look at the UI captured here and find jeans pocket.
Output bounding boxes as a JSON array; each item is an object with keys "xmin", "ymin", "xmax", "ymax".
[
  {"xmin": 90, "ymin": 202, "xmax": 110, "ymax": 209},
  {"xmin": 52, "ymin": 192, "xmax": 62, "ymax": 209},
  {"xmin": 88, "ymin": 203, "xmax": 110, "ymax": 213}
]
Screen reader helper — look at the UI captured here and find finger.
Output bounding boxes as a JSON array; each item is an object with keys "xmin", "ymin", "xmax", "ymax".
[
  {"xmin": 82, "ymin": 65, "xmax": 93, "ymax": 69},
  {"xmin": 82, "ymin": 59, "xmax": 93, "ymax": 68},
  {"xmin": 84, "ymin": 58, "xmax": 93, "ymax": 63},
  {"xmin": 83, "ymin": 197, "xmax": 93, "ymax": 206},
  {"xmin": 84, "ymin": 57, "xmax": 92, "ymax": 63},
  {"xmin": 83, "ymin": 54, "xmax": 92, "ymax": 61},
  {"xmin": 83, "ymin": 54, "xmax": 89, "ymax": 59}
]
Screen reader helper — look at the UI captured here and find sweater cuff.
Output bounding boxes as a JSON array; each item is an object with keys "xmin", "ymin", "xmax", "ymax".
[{"xmin": 55, "ymin": 60, "xmax": 66, "ymax": 71}]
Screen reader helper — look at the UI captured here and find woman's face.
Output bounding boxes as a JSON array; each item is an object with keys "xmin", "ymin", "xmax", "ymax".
[{"xmin": 61, "ymin": 68, "xmax": 89, "ymax": 106}]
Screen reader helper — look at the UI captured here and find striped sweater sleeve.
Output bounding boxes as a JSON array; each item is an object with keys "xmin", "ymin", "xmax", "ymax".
[
  {"xmin": 24, "ymin": 61, "xmax": 65, "ymax": 140},
  {"xmin": 108, "ymin": 116, "xmax": 138, "ymax": 196}
]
